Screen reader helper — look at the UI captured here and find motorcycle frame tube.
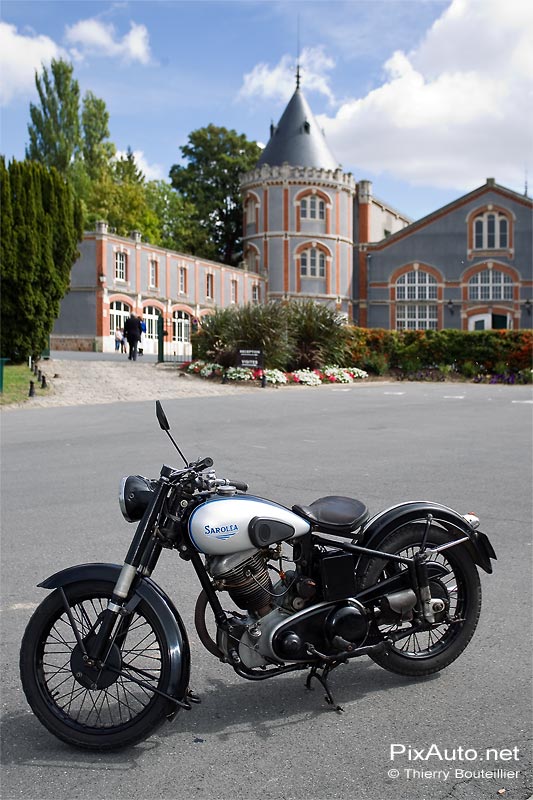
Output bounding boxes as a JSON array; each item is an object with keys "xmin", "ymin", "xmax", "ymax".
[{"xmin": 38, "ymin": 562, "xmax": 191, "ymax": 712}]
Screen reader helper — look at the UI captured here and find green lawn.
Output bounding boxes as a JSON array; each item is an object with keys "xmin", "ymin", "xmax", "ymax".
[{"xmin": 0, "ymin": 364, "xmax": 50, "ymax": 405}]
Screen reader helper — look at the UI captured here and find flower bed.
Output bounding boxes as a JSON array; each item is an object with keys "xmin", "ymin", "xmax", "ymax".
[{"xmin": 183, "ymin": 361, "xmax": 368, "ymax": 386}]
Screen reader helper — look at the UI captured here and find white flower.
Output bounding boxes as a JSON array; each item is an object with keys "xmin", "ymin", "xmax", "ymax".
[
  {"xmin": 263, "ymin": 369, "xmax": 288, "ymax": 384},
  {"xmin": 225, "ymin": 366, "xmax": 254, "ymax": 381}
]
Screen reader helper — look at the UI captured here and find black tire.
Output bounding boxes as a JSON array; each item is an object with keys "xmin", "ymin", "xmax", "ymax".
[
  {"xmin": 20, "ymin": 580, "xmax": 173, "ymax": 750},
  {"xmin": 357, "ymin": 525, "xmax": 482, "ymax": 676}
]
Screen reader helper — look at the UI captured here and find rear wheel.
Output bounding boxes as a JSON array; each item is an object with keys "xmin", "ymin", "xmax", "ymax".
[
  {"xmin": 20, "ymin": 581, "xmax": 173, "ymax": 750},
  {"xmin": 357, "ymin": 525, "xmax": 482, "ymax": 676}
]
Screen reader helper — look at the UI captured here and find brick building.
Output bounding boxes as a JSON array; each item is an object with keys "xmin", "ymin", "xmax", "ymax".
[{"xmin": 52, "ymin": 79, "xmax": 532, "ymax": 353}]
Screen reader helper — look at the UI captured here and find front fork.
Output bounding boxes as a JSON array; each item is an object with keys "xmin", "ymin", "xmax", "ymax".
[{"xmin": 81, "ymin": 467, "xmax": 172, "ymax": 665}]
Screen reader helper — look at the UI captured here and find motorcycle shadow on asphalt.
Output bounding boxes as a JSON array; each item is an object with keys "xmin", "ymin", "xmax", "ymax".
[{"xmin": 1, "ymin": 663, "xmax": 439, "ymax": 765}]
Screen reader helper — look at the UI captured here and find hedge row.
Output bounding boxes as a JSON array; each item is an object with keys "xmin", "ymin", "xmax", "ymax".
[{"xmin": 348, "ymin": 328, "xmax": 533, "ymax": 377}]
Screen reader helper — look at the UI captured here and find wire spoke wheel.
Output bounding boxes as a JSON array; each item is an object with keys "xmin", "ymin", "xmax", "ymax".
[
  {"xmin": 20, "ymin": 581, "xmax": 173, "ymax": 749},
  {"xmin": 358, "ymin": 525, "xmax": 482, "ymax": 676}
]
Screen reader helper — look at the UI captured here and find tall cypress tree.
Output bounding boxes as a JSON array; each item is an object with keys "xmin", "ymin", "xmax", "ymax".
[{"xmin": 0, "ymin": 159, "xmax": 82, "ymax": 362}]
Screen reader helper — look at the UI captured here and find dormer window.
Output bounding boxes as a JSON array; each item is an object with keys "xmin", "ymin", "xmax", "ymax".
[
  {"xmin": 467, "ymin": 206, "xmax": 513, "ymax": 255},
  {"xmin": 474, "ymin": 213, "xmax": 508, "ymax": 249}
]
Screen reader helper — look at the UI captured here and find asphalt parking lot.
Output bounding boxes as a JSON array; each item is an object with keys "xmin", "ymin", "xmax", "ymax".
[{"xmin": 1, "ymin": 381, "xmax": 532, "ymax": 800}]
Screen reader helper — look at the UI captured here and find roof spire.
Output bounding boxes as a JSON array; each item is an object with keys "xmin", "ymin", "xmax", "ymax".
[{"xmin": 296, "ymin": 13, "xmax": 301, "ymax": 89}]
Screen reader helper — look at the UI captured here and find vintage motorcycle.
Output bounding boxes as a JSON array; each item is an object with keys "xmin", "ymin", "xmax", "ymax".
[{"xmin": 20, "ymin": 401, "xmax": 496, "ymax": 750}]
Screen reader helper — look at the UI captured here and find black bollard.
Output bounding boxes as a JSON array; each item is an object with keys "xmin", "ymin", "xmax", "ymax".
[
  {"xmin": 41, "ymin": 374, "xmax": 47, "ymax": 389},
  {"xmin": 37, "ymin": 369, "xmax": 42, "ymax": 381},
  {"xmin": 29, "ymin": 380, "xmax": 35, "ymax": 397}
]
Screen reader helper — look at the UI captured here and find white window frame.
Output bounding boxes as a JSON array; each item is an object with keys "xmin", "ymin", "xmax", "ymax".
[
  {"xmin": 149, "ymin": 259, "xmax": 158, "ymax": 289},
  {"xmin": 206, "ymin": 273, "xmax": 214, "ymax": 300},
  {"xmin": 468, "ymin": 269, "xmax": 513, "ymax": 301},
  {"xmin": 396, "ymin": 270, "xmax": 437, "ymax": 301},
  {"xmin": 395, "ymin": 270, "xmax": 438, "ymax": 330},
  {"xmin": 300, "ymin": 195, "xmax": 325, "ymax": 221},
  {"xmin": 245, "ymin": 197, "xmax": 257, "ymax": 226},
  {"xmin": 114, "ymin": 251, "xmax": 127, "ymax": 282},
  {"xmin": 173, "ymin": 310, "xmax": 190, "ymax": 343},
  {"xmin": 473, "ymin": 212, "xmax": 509, "ymax": 250},
  {"xmin": 179, "ymin": 266, "xmax": 187, "ymax": 294},
  {"xmin": 231, "ymin": 280, "xmax": 238, "ymax": 304},
  {"xmin": 396, "ymin": 304, "xmax": 438, "ymax": 330},
  {"xmin": 143, "ymin": 306, "xmax": 161, "ymax": 340},
  {"xmin": 300, "ymin": 247, "xmax": 326, "ymax": 278},
  {"xmin": 251, "ymin": 284, "xmax": 260, "ymax": 304},
  {"xmin": 109, "ymin": 300, "xmax": 131, "ymax": 334}
]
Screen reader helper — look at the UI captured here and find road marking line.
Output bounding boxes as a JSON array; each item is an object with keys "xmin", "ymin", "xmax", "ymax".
[
  {"xmin": 9, "ymin": 603, "xmax": 38, "ymax": 610},
  {"xmin": 383, "ymin": 391, "xmax": 405, "ymax": 395},
  {"xmin": 444, "ymin": 395, "xmax": 465, "ymax": 399},
  {"xmin": 512, "ymin": 400, "xmax": 533, "ymax": 404}
]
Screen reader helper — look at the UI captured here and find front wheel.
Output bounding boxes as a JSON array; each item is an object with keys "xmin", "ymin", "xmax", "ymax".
[
  {"xmin": 357, "ymin": 525, "xmax": 482, "ymax": 676},
  {"xmin": 20, "ymin": 580, "xmax": 173, "ymax": 750}
]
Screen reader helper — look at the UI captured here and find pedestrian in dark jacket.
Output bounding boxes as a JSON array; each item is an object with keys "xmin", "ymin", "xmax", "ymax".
[{"xmin": 124, "ymin": 314, "xmax": 142, "ymax": 361}]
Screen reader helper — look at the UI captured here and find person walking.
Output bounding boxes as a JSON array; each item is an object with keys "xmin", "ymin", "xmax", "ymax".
[
  {"xmin": 138, "ymin": 316, "xmax": 146, "ymax": 356},
  {"xmin": 124, "ymin": 314, "xmax": 142, "ymax": 361}
]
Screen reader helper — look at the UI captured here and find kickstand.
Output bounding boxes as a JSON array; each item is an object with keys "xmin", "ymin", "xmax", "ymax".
[
  {"xmin": 187, "ymin": 688, "xmax": 201, "ymax": 705},
  {"xmin": 305, "ymin": 663, "xmax": 344, "ymax": 713}
]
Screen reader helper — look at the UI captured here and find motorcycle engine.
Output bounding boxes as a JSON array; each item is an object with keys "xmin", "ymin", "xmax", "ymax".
[{"xmin": 207, "ymin": 550, "xmax": 273, "ymax": 617}]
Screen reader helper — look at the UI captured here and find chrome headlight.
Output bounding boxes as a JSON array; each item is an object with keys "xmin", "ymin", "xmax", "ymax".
[{"xmin": 119, "ymin": 475, "xmax": 156, "ymax": 522}]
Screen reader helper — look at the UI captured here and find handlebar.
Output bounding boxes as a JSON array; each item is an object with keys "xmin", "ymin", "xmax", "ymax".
[{"xmin": 227, "ymin": 479, "xmax": 249, "ymax": 492}]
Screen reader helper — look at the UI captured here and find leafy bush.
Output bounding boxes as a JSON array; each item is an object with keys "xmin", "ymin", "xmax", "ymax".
[{"xmin": 285, "ymin": 300, "xmax": 350, "ymax": 370}]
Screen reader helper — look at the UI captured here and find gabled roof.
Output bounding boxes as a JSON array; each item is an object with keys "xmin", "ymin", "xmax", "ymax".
[
  {"xmin": 367, "ymin": 179, "xmax": 533, "ymax": 251},
  {"xmin": 257, "ymin": 88, "xmax": 339, "ymax": 171}
]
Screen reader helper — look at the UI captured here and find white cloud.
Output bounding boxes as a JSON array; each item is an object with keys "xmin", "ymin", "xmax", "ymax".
[
  {"xmin": 115, "ymin": 149, "xmax": 165, "ymax": 181},
  {"xmin": 64, "ymin": 19, "xmax": 151, "ymax": 65},
  {"xmin": 318, "ymin": 0, "xmax": 533, "ymax": 192},
  {"xmin": 238, "ymin": 46, "xmax": 336, "ymax": 104},
  {"xmin": 0, "ymin": 22, "xmax": 64, "ymax": 105}
]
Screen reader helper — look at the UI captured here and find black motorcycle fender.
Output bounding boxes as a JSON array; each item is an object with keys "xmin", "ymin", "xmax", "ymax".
[
  {"xmin": 359, "ymin": 502, "xmax": 496, "ymax": 574},
  {"xmin": 38, "ymin": 562, "xmax": 191, "ymax": 712}
]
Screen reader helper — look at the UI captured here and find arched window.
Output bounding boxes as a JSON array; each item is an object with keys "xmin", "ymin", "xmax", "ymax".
[
  {"xmin": 245, "ymin": 195, "xmax": 259, "ymax": 228},
  {"xmin": 142, "ymin": 305, "xmax": 162, "ymax": 340},
  {"xmin": 300, "ymin": 247, "xmax": 326, "ymax": 278},
  {"xmin": 245, "ymin": 247, "xmax": 259, "ymax": 273},
  {"xmin": 395, "ymin": 270, "xmax": 438, "ymax": 330},
  {"xmin": 109, "ymin": 300, "xmax": 131, "ymax": 334},
  {"xmin": 472, "ymin": 211, "xmax": 510, "ymax": 250},
  {"xmin": 300, "ymin": 196, "xmax": 325, "ymax": 220},
  {"xmin": 173, "ymin": 310, "xmax": 190, "ymax": 343},
  {"xmin": 468, "ymin": 269, "xmax": 513, "ymax": 301}
]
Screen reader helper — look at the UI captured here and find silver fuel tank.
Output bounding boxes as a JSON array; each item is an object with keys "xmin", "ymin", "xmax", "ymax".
[{"xmin": 188, "ymin": 495, "xmax": 311, "ymax": 555}]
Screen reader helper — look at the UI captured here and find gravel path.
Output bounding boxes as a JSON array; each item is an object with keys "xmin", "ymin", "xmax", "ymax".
[{"xmin": 1, "ymin": 359, "xmax": 259, "ymax": 410}]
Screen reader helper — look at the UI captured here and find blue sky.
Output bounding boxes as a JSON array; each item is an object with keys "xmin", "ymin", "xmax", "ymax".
[{"xmin": 1, "ymin": 0, "xmax": 532, "ymax": 221}]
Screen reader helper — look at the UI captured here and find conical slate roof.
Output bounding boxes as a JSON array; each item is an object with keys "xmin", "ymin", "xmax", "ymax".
[{"xmin": 257, "ymin": 88, "xmax": 339, "ymax": 170}]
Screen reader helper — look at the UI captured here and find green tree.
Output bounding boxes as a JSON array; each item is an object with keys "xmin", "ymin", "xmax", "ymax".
[
  {"xmin": 81, "ymin": 91, "xmax": 116, "ymax": 180},
  {"xmin": 0, "ymin": 159, "xmax": 82, "ymax": 362},
  {"xmin": 145, "ymin": 180, "xmax": 204, "ymax": 254},
  {"xmin": 169, "ymin": 124, "xmax": 261, "ymax": 264},
  {"xmin": 114, "ymin": 146, "xmax": 144, "ymax": 184},
  {"xmin": 26, "ymin": 59, "xmax": 81, "ymax": 174}
]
